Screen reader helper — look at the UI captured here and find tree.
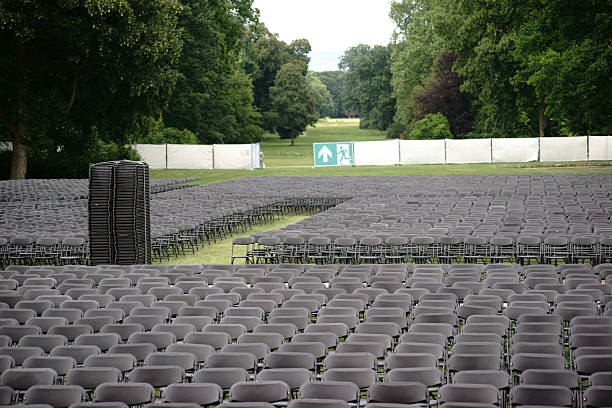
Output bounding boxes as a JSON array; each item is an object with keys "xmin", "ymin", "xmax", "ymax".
[
  {"xmin": 430, "ymin": 0, "xmax": 538, "ymax": 138},
  {"xmin": 512, "ymin": 0, "xmax": 612, "ymax": 135},
  {"xmin": 269, "ymin": 62, "xmax": 317, "ymax": 145},
  {"xmin": 408, "ymin": 113, "xmax": 452, "ymax": 140},
  {"xmin": 411, "ymin": 52, "xmax": 474, "ymax": 137},
  {"xmin": 307, "ymin": 72, "xmax": 334, "ymax": 119},
  {"xmin": 163, "ymin": 0, "xmax": 262, "ymax": 144},
  {"xmin": 389, "ymin": 0, "xmax": 445, "ymax": 129},
  {"xmin": 0, "ymin": 0, "xmax": 182, "ymax": 179},
  {"xmin": 339, "ymin": 44, "xmax": 395, "ymax": 130},
  {"xmin": 315, "ymin": 71, "xmax": 348, "ymax": 118},
  {"xmin": 244, "ymin": 24, "xmax": 311, "ymax": 131}
]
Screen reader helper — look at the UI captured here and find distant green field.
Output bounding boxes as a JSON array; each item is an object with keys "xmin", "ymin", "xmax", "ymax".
[
  {"xmin": 262, "ymin": 118, "xmax": 386, "ymax": 167},
  {"xmin": 149, "ymin": 118, "xmax": 612, "ymax": 185}
]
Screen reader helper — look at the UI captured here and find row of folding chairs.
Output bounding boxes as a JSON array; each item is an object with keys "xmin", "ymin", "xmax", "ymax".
[
  {"xmin": 0, "ymin": 237, "xmax": 88, "ymax": 267},
  {"xmin": 1, "ymin": 263, "xmax": 612, "ymax": 406},
  {"xmin": 232, "ymin": 234, "xmax": 612, "ymax": 265}
]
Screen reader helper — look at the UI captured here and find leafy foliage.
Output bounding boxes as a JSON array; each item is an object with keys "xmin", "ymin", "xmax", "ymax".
[
  {"xmin": 269, "ymin": 62, "xmax": 318, "ymax": 144},
  {"xmin": 389, "ymin": 0, "xmax": 444, "ymax": 128},
  {"xmin": 163, "ymin": 0, "xmax": 262, "ymax": 144},
  {"xmin": 313, "ymin": 71, "xmax": 349, "ymax": 118},
  {"xmin": 511, "ymin": 0, "xmax": 612, "ymax": 135},
  {"xmin": 386, "ymin": 121, "xmax": 406, "ymax": 139},
  {"xmin": 307, "ymin": 72, "xmax": 334, "ymax": 119},
  {"xmin": 411, "ymin": 52, "xmax": 473, "ymax": 137},
  {"xmin": 0, "ymin": 0, "xmax": 182, "ymax": 178},
  {"xmin": 133, "ymin": 118, "xmax": 198, "ymax": 144},
  {"xmin": 340, "ymin": 44, "xmax": 395, "ymax": 130},
  {"xmin": 408, "ymin": 113, "xmax": 453, "ymax": 140},
  {"xmin": 244, "ymin": 24, "xmax": 312, "ymax": 132},
  {"xmin": 430, "ymin": 0, "xmax": 537, "ymax": 138}
]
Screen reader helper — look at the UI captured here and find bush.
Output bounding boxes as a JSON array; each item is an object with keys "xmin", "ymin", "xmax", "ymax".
[
  {"xmin": 461, "ymin": 130, "xmax": 484, "ymax": 139},
  {"xmin": 408, "ymin": 113, "xmax": 453, "ymax": 140},
  {"xmin": 134, "ymin": 119, "xmax": 198, "ymax": 144},
  {"xmin": 0, "ymin": 137, "xmax": 140, "ymax": 179},
  {"xmin": 386, "ymin": 122, "xmax": 406, "ymax": 139},
  {"xmin": 158, "ymin": 125, "xmax": 198, "ymax": 144}
]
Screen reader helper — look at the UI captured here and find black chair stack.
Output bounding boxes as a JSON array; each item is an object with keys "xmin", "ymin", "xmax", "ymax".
[{"xmin": 89, "ymin": 160, "xmax": 151, "ymax": 265}]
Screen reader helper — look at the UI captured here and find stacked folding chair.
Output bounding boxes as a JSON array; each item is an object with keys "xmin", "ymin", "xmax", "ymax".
[{"xmin": 89, "ymin": 161, "xmax": 151, "ymax": 265}]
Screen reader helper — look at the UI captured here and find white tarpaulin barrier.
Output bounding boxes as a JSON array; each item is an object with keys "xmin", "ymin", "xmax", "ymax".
[
  {"xmin": 166, "ymin": 144, "xmax": 213, "ymax": 169},
  {"xmin": 445, "ymin": 138, "xmax": 491, "ymax": 164},
  {"xmin": 134, "ymin": 144, "xmax": 166, "ymax": 169},
  {"xmin": 213, "ymin": 144, "xmax": 253, "ymax": 169},
  {"xmin": 354, "ymin": 140, "xmax": 400, "ymax": 166},
  {"xmin": 399, "ymin": 140, "xmax": 445, "ymax": 164},
  {"xmin": 588, "ymin": 136, "xmax": 612, "ymax": 161},
  {"xmin": 540, "ymin": 136, "xmax": 587, "ymax": 162},
  {"xmin": 492, "ymin": 138, "xmax": 539, "ymax": 163}
]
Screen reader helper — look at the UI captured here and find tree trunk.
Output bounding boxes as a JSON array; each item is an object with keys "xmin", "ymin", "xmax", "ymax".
[
  {"xmin": 8, "ymin": 42, "xmax": 29, "ymax": 180},
  {"xmin": 539, "ymin": 102, "xmax": 550, "ymax": 137},
  {"xmin": 10, "ymin": 137, "xmax": 27, "ymax": 180},
  {"xmin": 290, "ymin": 135, "xmax": 295, "ymax": 146}
]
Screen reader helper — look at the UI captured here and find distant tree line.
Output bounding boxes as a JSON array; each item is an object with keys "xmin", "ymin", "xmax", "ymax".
[
  {"xmin": 341, "ymin": 0, "xmax": 611, "ymax": 140},
  {"xmin": 2, "ymin": 0, "xmax": 608, "ymax": 178}
]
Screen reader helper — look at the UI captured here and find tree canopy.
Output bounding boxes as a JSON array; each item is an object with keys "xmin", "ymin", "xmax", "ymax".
[
  {"xmin": 313, "ymin": 71, "xmax": 349, "ymax": 118},
  {"xmin": 163, "ymin": 0, "xmax": 262, "ymax": 145},
  {"xmin": 383, "ymin": 0, "xmax": 611, "ymax": 138},
  {"xmin": 243, "ymin": 24, "xmax": 313, "ymax": 133},
  {"xmin": 0, "ymin": 0, "xmax": 182, "ymax": 178},
  {"xmin": 336, "ymin": 0, "xmax": 610, "ymax": 139},
  {"xmin": 340, "ymin": 44, "xmax": 395, "ymax": 131},
  {"xmin": 307, "ymin": 72, "xmax": 334, "ymax": 119},
  {"xmin": 2, "ymin": 0, "xmax": 609, "ymax": 178},
  {"xmin": 269, "ymin": 61, "xmax": 318, "ymax": 145},
  {"xmin": 411, "ymin": 52, "xmax": 473, "ymax": 137}
]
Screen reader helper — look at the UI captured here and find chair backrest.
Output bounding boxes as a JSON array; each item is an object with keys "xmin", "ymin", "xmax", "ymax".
[
  {"xmin": 439, "ymin": 383, "xmax": 500, "ymax": 404},
  {"xmin": 229, "ymin": 380, "xmax": 290, "ymax": 403},
  {"xmin": 94, "ymin": 382, "xmax": 155, "ymax": 405},
  {"xmin": 510, "ymin": 384, "xmax": 573, "ymax": 407},
  {"xmin": 23, "ymin": 384, "xmax": 85, "ymax": 408},
  {"xmin": 367, "ymin": 381, "xmax": 427, "ymax": 404},
  {"xmin": 299, "ymin": 380, "xmax": 360, "ymax": 402},
  {"xmin": 163, "ymin": 383, "xmax": 223, "ymax": 405}
]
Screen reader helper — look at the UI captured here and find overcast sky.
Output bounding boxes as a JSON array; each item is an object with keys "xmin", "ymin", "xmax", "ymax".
[{"xmin": 252, "ymin": 0, "xmax": 396, "ymax": 71}]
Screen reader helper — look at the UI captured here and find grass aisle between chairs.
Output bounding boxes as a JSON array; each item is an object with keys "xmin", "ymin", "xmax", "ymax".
[{"xmin": 158, "ymin": 214, "xmax": 310, "ymax": 265}]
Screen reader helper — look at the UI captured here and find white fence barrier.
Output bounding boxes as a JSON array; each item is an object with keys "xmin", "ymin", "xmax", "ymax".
[
  {"xmin": 136, "ymin": 135, "xmax": 610, "ymax": 170},
  {"xmin": 540, "ymin": 136, "xmax": 588, "ymax": 162},
  {"xmin": 492, "ymin": 138, "xmax": 539, "ymax": 163},
  {"xmin": 445, "ymin": 138, "xmax": 492, "ymax": 164},
  {"xmin": 167, "ymin": 144, "xmax": 213, "ymax": 170},
  {"xmin": 133, "ymin": 143, "xmax": 259, "ymax": 170},
  {"xmin": 313, "ymin": 136, "xmax": 608, "ymax": 166},
  {"xmin": 589, "ymin": 136, "xmax": 612, "ymax": 161},
  {"xmin": 134, "ymin": 144, "xmax": 167, "ymax": 169},
  {"xmin": 213, "ymin": 144, "xmax": 254, "ymax": 170},
  {"xmin": 399, "ymin": 140, "xmax": 445, "ymax": 164},
  {"xmin": 354, "ymin": 140, "xmax": 400, "ymax": 166}
]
